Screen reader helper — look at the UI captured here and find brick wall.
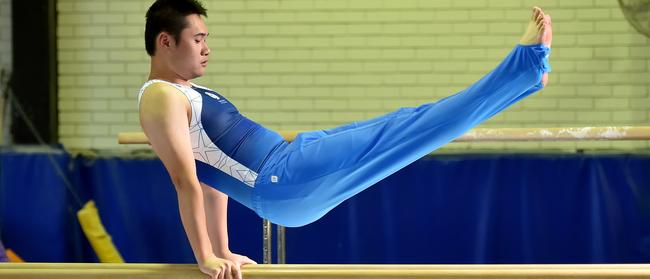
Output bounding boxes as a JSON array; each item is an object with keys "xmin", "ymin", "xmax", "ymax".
[{"xmin": 56, "ymin": 0, "xmax": 650, "ymax": 151}]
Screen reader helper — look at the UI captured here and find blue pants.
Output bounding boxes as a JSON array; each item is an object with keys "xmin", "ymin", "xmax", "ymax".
[{"xmin": 251, "ymin": 44, "xmax": 551, "ymax": 227}]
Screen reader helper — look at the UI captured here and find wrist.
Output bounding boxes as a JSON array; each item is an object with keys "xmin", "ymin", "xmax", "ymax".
[
  {"xmin": 214, "ymin": 248, "xmax": 232, "ymax": 258},
  {"xmin": 196, "ymin": 252, "xmax": 217, "ymax": 263}
]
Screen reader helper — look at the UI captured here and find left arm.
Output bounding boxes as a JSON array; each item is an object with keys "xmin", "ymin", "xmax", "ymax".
[
  {"xmin": 201, "ymin": 184, "xmax": 257, "ymax": 266},
  {"xmin": 201, "ymin": 183, "xmax": 230, "ymax": 255}
]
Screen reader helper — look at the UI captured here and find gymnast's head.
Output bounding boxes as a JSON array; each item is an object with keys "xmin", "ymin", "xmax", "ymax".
[{"xmin": 145, "ymin": 0, "xmax": 210, "ymax": 79}]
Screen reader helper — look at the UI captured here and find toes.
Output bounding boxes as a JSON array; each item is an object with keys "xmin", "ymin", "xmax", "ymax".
[
  {"xmin": 532, "ymin": 6, "xmax": 542, "ymax": 20},
  {"xmin": 536, "ymin": 12, "xmax": 547, "ymax": 30},
  {"xmin": 535, "ymin": 13, "xmax": 545, "ymax": 25},
  {"xmin": 532, "ymin": 7, "xmax": 545, "ymax": 23}
]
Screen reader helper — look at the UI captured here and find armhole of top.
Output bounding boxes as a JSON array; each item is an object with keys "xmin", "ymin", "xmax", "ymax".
[
  {"xmin": 138, "ymin": 79, "xmax": 179, "ymax": 106},
  {"xmin": 138, "ymin": 79, "xmax": 195, "ymax": 127}
]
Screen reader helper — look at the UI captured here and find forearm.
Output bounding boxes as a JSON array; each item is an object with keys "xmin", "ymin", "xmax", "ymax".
[
  {"xmin": 202, "ymin": 184, "xmax": 230, "ymax": 256},
  {"xmin": 176, "ymin": 182, "xmax": 215, "ymax": 262}
]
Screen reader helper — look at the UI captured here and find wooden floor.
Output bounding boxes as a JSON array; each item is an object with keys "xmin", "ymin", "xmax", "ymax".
[{"xmin": 2, "ymin": 263, "xmax": 650, "ymax": 278}]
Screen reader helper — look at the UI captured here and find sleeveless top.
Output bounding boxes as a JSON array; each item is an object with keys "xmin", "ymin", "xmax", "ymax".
[{"xmin": 138, "ymin": 80, "xmax": 287, "ymax": 203}]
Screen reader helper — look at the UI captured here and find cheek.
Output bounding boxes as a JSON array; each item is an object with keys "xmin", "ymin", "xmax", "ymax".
[{"xmin": 180, "ymin": 51, "xmax": 198, "ymax": 66}]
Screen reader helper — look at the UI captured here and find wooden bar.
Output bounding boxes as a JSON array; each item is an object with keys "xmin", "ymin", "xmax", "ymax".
[
  {"xmin": 118, "ymin": 126, "xmax": 650, "ymax": 144},
  {"xmin": 456, "ymin": 126, "xmax": 650, "ymax": 142},
  {"xmin": 1, "ymin": 263, "xmax": 650, "ymax": 278}
]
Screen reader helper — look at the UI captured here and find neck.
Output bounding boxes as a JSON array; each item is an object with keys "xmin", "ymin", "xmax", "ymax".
[{"xmin": 148, "ymin": 59, "xmax": 192, "ymax": 86}]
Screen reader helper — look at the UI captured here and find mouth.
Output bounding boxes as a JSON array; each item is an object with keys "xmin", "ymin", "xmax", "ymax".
[{"xmin": 201, "ymin": 60, "xmax": 208, "ymax": 67}]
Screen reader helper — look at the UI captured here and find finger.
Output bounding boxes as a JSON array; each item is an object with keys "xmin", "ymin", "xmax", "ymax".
[
  {"xmin": 229, "ymin": 265, "xmax": 235, "ymax": 279},
  {"xmin": 233, "ymin": 265, "xmax": 242, "ymax": 279},
  {"xmin": 218, "ymin": 268, "xmax": 225, "ymax": 279},
  {"xmin": 226, "ymin": 264, "xmax": 237, "ymax": 279}
]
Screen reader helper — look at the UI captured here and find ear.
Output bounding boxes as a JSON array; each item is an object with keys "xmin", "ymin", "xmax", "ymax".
[{"xmin": 157, "ymin": 32, "xmax": 173, "ymax": 51}]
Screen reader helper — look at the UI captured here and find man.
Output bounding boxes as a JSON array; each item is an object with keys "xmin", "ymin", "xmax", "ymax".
[
  {"xmin": 139, "ymin": 1, "xmax": 552, "ymax": 278},
  {"xmin": 141, "ymin": 1, "xmax": 255, "ymax": 279}
]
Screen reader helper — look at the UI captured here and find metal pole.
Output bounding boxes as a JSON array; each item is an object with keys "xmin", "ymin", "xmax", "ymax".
[
  {"xmin": 262, "ymin": 219, "xmax": 272, "ymax": 264},
  {"xmin": 277, "ymin": 225, "xmax": 286, "ymax": 264}
]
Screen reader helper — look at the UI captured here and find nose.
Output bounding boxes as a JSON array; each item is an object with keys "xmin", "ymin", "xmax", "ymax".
[{"xmin": 202, "ymin": 43, "xmax": 210, "ymax": 56}]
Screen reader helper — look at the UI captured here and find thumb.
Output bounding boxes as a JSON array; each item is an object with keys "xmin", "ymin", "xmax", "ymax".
[{"xmin": 242, "ymin": 257, "xmax": 257, "ymax": 265}]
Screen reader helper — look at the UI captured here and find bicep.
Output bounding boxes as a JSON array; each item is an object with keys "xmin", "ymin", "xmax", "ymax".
[{"xmin": 139, "ymin": 87, "xmax": 196, "ymax": 186}]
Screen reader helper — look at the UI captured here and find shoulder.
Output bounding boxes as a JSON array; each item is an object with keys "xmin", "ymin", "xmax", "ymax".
[
  {"xmin": 139, "ymin": 81, "xmax": 191, "ymax": 116},
  {"xmin": 140, "ymin": 81, "xmax": 189, "ymax": 105},
  {"xmin": 142, "ymin": 81, "xmax": 182, "ymax": 99}
]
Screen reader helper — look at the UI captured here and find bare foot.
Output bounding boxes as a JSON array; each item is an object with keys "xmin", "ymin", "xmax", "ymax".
[
  {"xmin": 542, "ymin": 14, "xmax": 552, "ymax": 48},
  {"xmin": 540, "ymin": 13, "xmax": 552, "ymax": 86},
  {"xmin": 519, "ymin": 7, "xmax": 552, "ymax": 48},
  {"xmin": 519, "ymin": 7, "xmax": 552, "ymax": 87}
]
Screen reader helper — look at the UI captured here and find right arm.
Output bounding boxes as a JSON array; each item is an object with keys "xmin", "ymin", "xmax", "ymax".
[{"xmin": 139, "ymin": 83, "xmax": 240, "ymax": 279}]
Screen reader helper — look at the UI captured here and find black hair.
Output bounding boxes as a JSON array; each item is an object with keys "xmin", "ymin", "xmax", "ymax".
[{"xmin": 145, "ymin": 0, "xmax": 207, "ymax": 56}]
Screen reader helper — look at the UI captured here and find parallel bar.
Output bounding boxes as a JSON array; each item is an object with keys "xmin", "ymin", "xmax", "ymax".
[
  {"xmin": 118, "ymin": 126, "xmax": 650, "ymax": 144},
  {"xmin": 456, "ymin": 126, "xmax": 650, "ymax": 142},
  {"xmin": 263, "ymin": 219, "xmax": 272, "ymax": 264},
  {"xmin": 2, "ymin": 263, "xmax": 650, "ymax": 278},
  {"xmin": 277, "ymin": 225, "xmax": 286, "ymax": 264},
  {"xmin": 118, "ymin": 132, "xmax": 150, "ymax": 145}
]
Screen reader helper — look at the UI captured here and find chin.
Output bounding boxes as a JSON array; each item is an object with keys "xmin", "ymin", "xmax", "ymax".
[{"xmin": 191, "ymin": 71, "xmax": 204, "ymax": 79}]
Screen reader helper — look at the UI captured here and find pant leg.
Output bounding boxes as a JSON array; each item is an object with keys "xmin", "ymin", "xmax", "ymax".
[{"xmin": 253, "ymin": 44, "xmax": 551, "ymax": 227}]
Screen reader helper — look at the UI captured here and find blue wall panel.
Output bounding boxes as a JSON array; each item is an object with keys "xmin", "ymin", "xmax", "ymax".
[{"xmin": 1, "ymin": 149, "xmax": 649, "ymax": 264}]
